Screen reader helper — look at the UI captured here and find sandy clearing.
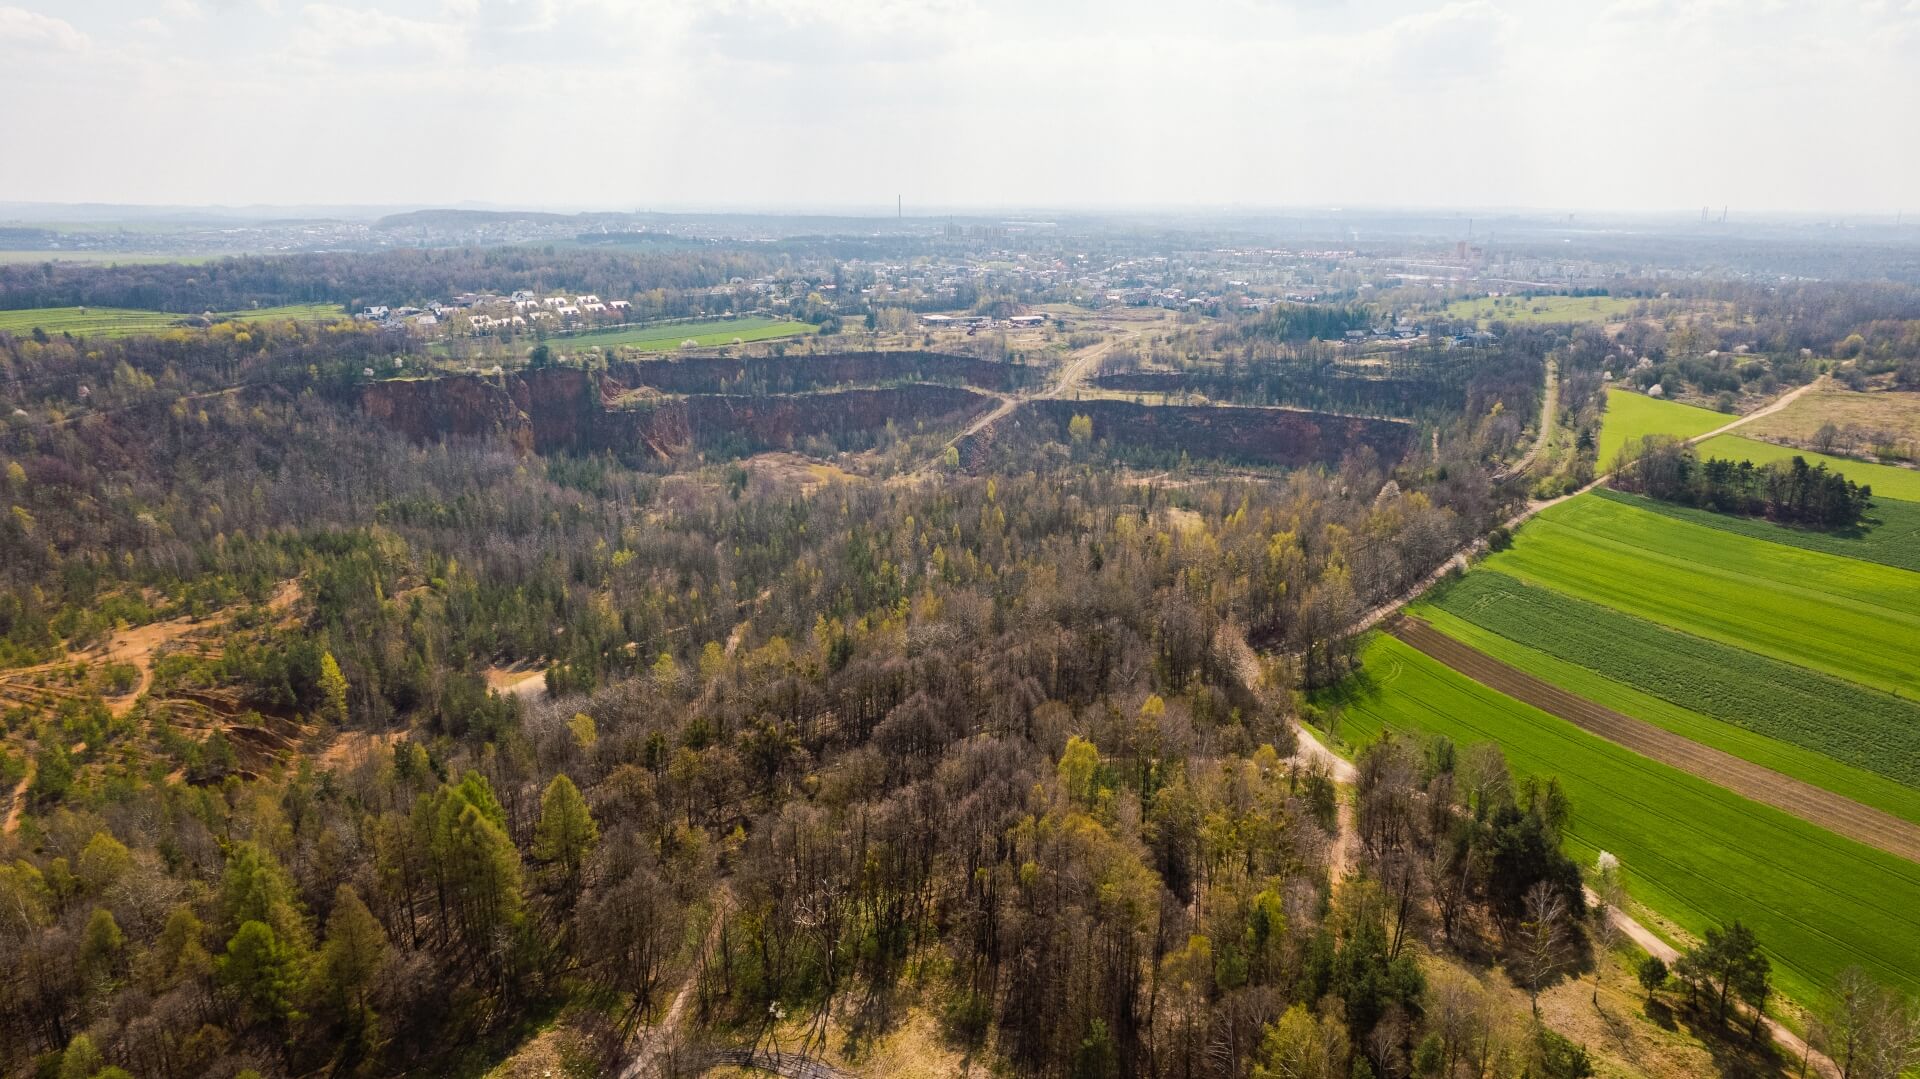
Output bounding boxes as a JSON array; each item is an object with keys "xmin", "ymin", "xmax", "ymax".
[{"xmin": 485, "ymin": 665, "xmax": 548, "ymax": 700}]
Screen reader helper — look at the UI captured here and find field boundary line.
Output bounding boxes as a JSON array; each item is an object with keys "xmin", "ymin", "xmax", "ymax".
[{"xmin": 1388, "ymin": 615, "xmax": 1920, "ymax": 865}]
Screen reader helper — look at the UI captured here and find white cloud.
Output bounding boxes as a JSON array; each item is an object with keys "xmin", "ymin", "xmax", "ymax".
[
  {"xmin": 0, "ymin": 5, "xmax": 88, "ymax": 50},
  {"xmin": 0, "ymin": 0, "xmax": 1915, "ymax": 212}
]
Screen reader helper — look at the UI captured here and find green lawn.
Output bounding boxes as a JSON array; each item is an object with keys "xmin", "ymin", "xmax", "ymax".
[
  {"xmin": 1321, "ymin": 634, "xmax": 1920, "ymax": 1005},
  {"xmin": 1443, "ymin": 294, "xmax": 1643, "ymax": 326},
  {"xmin": 1414, "ymin": 574, "xmax": 1920, "ymax": 813},
  {"xmin": 1593, "ymin": 488, "xmax": 1920, "ymax": 573},
  {"xmin": 1598, "ymin": 386, "xmax": 1728, "ymax": 468},
  {"xmin": 1482, "ymin": 494, "xmax": 1920, "ymax": 696},
  {"xmin": 542, "ymin": 317, "xmax": 817, "ymax": 355},
  {"xmin": 1695, "ymin": 433, "xmax": 1920, "ymax": 503},
  {"xmin": 0, "ymin": 303, "xmax": 345, "ymax": 338}
]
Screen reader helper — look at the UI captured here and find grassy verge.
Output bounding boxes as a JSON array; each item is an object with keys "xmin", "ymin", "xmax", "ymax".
[
  {"xmin": 1694, "ymin": 433, "xmax": 1920, "ymax": 503},
  {"xmin": 1592, "ymin": 487, "xmax": 1920, "ymax": 572},
  {"xmin": 1598, "ymin": 387, "xmax": 1727, "ymax": 466},
  {"xmin": 541, "ymin": 317, "xmax": 817, "ymax": 354},
  {"xmin": 0, "ymin": 303, "xmax": 345, "ymax": 337}
]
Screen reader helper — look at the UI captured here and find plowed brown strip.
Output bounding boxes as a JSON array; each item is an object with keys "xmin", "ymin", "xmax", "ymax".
[{"xmin": 1389, "ymin": 615, "xmax": 1920, "ymax": 865}]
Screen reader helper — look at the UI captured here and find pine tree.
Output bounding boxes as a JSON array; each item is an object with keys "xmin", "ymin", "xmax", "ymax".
[
  {"xmin": 318, "ymin": 651, "xmax": 349, "ymax": 725},
  {"xmin": 533, "ymin": 773, "xmax": 598, "ymax": 898},
  {"xmin": 314, "ymin": 885, "xmax": 387, "ymax": 1039}
]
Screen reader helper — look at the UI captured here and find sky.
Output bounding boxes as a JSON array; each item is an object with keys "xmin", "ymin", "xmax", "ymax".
[{"xmin": 3, "ymin": 0, "xmax": 1917, "ymax": 215}]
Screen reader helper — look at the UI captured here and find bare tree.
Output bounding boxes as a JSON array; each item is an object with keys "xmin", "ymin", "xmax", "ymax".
[
  {"xmin": 1515, "ymin": 880, "xmax": 1569, "ymax": 1016},
  {"xmin": 1823, "ymin": 966, "xmax": 1920, "ymax": 1079},
  {"xmin": 1589, "ymin": 851, "xmax": 1624, "ymax": 1006}
]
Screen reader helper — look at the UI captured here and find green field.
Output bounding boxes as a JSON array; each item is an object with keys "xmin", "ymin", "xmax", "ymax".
[
  {"xmin": 0, "ymin": 251, "xmax": 211, "ymax": 265},
  {"xmin": 0, "ymin": 303, "xmax": 345, "ymax": 338},
  {"xmin": 1695, "ymin": 433, "xmax": 1920, "ymax": 503},
  {"xmin": 1594, "ymin": 488, "xmax": 1920, "ymax": 573},
  {"xmin": 1417, "ymin": 571, "xmax": 1920, "ymax": 806},
  {"xmin": 1321, "ymin": 634, "xmax": 1920, "ymax": 1004},
  {"xmin": 542, "ymin": 317, "xmax": 817, "ymax": 355},
  {"xmin": 1443, "ymin": 294, "xmax": 1643, "ymax": 326},
  {"xmin": 1482, "ymin": 495, "xmax": 1920, "ymax": 696},
  {"xmin": 1597, "ymin": 386, "xmax": 1728, "ymax": 467}
]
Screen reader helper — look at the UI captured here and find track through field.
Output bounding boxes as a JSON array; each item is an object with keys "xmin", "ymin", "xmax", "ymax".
[{"xmin": 1389, "ymin": 615, "xmax": 1920, "ymax": 865}]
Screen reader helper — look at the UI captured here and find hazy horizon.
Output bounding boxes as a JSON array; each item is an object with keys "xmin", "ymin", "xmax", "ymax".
[{"xmin": 4, "ymin": 0, "xmax": 1918, "ymax": 215}]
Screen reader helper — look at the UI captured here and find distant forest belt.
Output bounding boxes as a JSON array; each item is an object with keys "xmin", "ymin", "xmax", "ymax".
[{"xmin": 1389, "ymin": 615, "xmax": 1920, "ymax": 864}]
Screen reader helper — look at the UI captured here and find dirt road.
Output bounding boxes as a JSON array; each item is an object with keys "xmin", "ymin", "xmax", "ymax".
[
  {"xmin": 1337, "ymin": 379, "xmax": 1822, "ymax": 641},
  {"xmin": 1390, "ymin": 615, "xmax": 1920, "ymax": 865},
  {"xmin": 622, "ymin": 890, "xmax": 739, "ymax": 1079},
  {"xmin": 1686, "ymin": 376, "xmax": 1825, "ymax": 446},
  {"xmin": 1500, "ymin": 358, "xmax": 1558, "ymax": 480},
  {"xmin": 1586, "ymin": 888, "xmax": 1838, "ymax": 1078},
  {"xmin": 2, "ymin": 762, "xmax": 33, "ymax": 836},
  {"xmin": 910, "ymin": 334, "xmax": 1121, "ymax": 477}
]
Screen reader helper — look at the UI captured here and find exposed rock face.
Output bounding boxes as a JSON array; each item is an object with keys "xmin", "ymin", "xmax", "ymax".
[
  {"xmin": 1025, "ymin": 399, "xmax": 1414, "ymax": 468},
  {"xmin": 359, "ymin": 375, "xmax": 533, "ymax": 453},
  {"xmin": 360, "ymin": 364, "xmax": 995, "ymax": 462}
]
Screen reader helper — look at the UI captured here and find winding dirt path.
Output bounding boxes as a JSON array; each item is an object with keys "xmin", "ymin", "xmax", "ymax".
[
  {"xmin": 2, "ymin": 762, "xmax": 33, "ymax": 836},
  {"xmin": 1685, "ymin": 377, "xmax": 1826, "ymax": 446},
  {"xmin": 1586, "ymin": 888, "xmax": 1838, "ymax": 1078},
  {"xmin": 1501, "ymin": 357, "xmax": 1558, "ymax": 480},
  {"xmin": 1388, "ymin": 615, "xmax": 1920, "ymax": 864},
  {"xmin": 621, "ymin": 890, "xmax": 742, "ymax": 1079}
]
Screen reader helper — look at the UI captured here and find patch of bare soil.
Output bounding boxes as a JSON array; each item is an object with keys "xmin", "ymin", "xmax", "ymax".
[
  {"xmin": 318, "ymin": 729, "xmax": 405, "ymax": 771},
  {"xmin": 742, "ymin": 452, "xmax": 858, "ymax": 496},
  {"xmin": 3, "ymin": 762, "xmax": 33, "ymax": 836},
  {"xmin": 485, "ymin": 665, "xmax": 548, "ymax": 700}
]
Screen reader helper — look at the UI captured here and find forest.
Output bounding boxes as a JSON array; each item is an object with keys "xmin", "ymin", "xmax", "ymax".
[
  {"xmin": 1616, "ymin": 440, "xmax": 1876, "ymax": 530},
  {"xmin": 3, "ymin": 250, "xmax": 1914, "ymax": 1079}
]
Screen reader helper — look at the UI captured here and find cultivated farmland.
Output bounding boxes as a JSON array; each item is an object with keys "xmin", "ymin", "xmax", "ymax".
[
  {"xmin": 1417, "ymin": 569, "xmax": 1920, "ymax": 801},
  {"xmin": 1481, "ymin": 494, "xmax": 1920, "ymax": 696},
  {"xmin": 539, "ymin": 316, "xmax": 817, "ymax": 354},
  {"xmin": 1594, "ymin": 488, "xmax": 1920, "ymax": 574},
  {"xmin": 1694, "ymin": 432, "xmax": 1920, "ymax": 502},
  {"xmin": 1390, "ymin": 614, "xmax": 1920, "ymax": 861},
  {"xmin": 1596, "ymin": 386, "xmax": 1727, "ymax": 467},
  {"xmin": 1323, "ymin": 634, "xmax": 1920, "ymax": 1004}
]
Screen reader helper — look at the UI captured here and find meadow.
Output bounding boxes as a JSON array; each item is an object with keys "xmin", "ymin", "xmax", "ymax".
[
  {"xmin": 1597, "ymin": 386, "xmax": 1727, "ymax": 467},
  {"xmin": 1443, "ymin": 294, "xmax": 1643, "ymax": 326},
  {"xmin": 1740, "ymin": 381, "xmax": 1920, "ymax": 456},
  {"xmin": 1322, "ymin": 634, "xmax": 1920, "ymax": 1004},
  {"xmin": 1416, "ymin": 571, "xmax": 1920, "ymax": 804},
  {"xmin": 1482, "ymin": 494, "xmax": 1920, "ymax": 696},
  {"xmin": 541, "ymin": 316, "xmax": 817, "ymax": 354},
  {"xmin": 1594, "ymin": 488, "xmax": 1920, "ymax": 573},
  {"xmin": 0, "ymin": 303, "xmax": 344, "ymax": 337},
  {"xmin": 1694, "ymin": 432, "xmax": 1920, "ymax": 502}
]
